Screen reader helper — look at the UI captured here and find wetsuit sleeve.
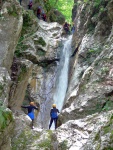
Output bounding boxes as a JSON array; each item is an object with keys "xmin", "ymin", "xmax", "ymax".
[
  {"xmin": 34, "ymin": 106, "xmax": 38, "ymax": 110},
  {"xmin": 21, "ymin": 106, "xmax": 29, "ymax": 108}
]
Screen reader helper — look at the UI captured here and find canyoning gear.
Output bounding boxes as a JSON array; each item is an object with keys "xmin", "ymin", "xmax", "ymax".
[
  {"xmin": 49, "ymin": 107, "xmax": 59, "ymax": 129},
  {"xmin": 41, "ymin": 11, "xmax": 46, "ymax": 21},
  {"xmin": 52, "ymin": 104, "xmax": 56, "ymax": 108},
  {"xmin": 49, "ymin": 118, "xmax": 58, "ymax": 129},
  {"xmin": 50, "ymin": 108, "xmax": 59, "ymax": 119},
  {"xmin": 28, "ymin": 111, "xmax": 34, "ymax": 120},
  {"xmin": 21, "ymin": 105, "xmax": 38, "ymax": 120},
  {"xmin": 71, "ymin": 25, "xmax": 75, "ymax": 34},
  {"xmin": 21, "ymin": 104, "xmax": 38, "ymax": 129},
  {"xmin": 37, "ymin": 6, "xmax": 41, "ymax": 19},
  {"xmin": 63, "ymin": 22, "xmax": 69, "ymax": 34}
]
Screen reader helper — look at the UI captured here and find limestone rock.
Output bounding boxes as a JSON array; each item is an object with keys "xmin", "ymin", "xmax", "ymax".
[{"xmin": 0, "ymin": 0, "xmax": 23, "ymax": 72}]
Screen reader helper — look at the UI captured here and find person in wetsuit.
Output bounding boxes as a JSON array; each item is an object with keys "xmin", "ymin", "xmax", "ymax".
[
  {"xmin": 49, "ymin": 104, "xmax": 59, "ymax": 130},
  {"xmin": 21, "ymin": 102, "xmax": 38, "ymax": 129}
]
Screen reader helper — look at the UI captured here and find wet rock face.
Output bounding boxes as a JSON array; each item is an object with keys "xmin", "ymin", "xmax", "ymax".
[
  {"xmin": 54, "ymin": 0, "xmax": 113, "ymax": 149},
  {"xmin": 22, "ymin": 20, "xmax": 62, "ymax": 64}
]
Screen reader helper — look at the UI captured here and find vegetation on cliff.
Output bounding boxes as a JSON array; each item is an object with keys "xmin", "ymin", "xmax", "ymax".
[{"xmin": 49, "ymin": 0, "xmax": 74, "ymax": 22}]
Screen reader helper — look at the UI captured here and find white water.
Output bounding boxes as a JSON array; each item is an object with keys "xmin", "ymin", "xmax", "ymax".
[{"xmin": 53, "ymin": 36, "xmax": 72, "ymax": 111}]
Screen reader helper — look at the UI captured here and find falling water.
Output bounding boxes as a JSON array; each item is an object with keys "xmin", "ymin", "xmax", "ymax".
[{"xmin": 53, "ymin": 35, "xmax": 72, "ymax": 111}]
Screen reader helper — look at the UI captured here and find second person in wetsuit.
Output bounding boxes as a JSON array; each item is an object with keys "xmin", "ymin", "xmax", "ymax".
[
  {"xmin": 21, "ymin": 102, "xmax": 38, "ymax": 129},
  {"xmin": 49, "ymin": 104, "xmax": 59, "ymax": 130}
]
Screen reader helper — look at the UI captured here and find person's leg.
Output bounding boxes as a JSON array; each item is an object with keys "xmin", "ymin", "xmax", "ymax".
[
  {"xmin": 37, "ymin": 14, "xmax": 40, "ymax": 19},
  {"xmin": 49, "ymin": 118, "xmax": 53, "ymax": 129},
  {"xmin": 31, "ymin": 119, "xmax": 34, "ymax": 129},
  {"xmin": 54, "ymin": 118, "xmax": 58, "ymax": 129}
]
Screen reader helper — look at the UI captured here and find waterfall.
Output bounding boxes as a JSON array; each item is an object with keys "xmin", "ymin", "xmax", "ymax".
[{"xmin": 53, "ymin": 35, "xmax": 72, "ymax": 111}]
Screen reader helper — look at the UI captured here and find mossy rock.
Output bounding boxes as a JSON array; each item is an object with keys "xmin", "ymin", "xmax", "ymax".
[
  {"xmin": 7, "ymin": 4, "xmax": 18, "ymax": 17},
  {"xmin": 58, "ymin": 140, "xmax": 68, "ymax": 150},
  {"xmin": 34, "ymin": 37, "xmax": 46, "ymax": 47},
  {"xmin": 37, "ymin": 130, "xmax": 53, "ymax": 149},
  {"xmin": 21, "ymin": 10, "xmax": 37, "ymax": 36},
  {"xmin": 0, "ymin": 83, "xmax": 4, "ymax": 97},
  {"xmin": 18, "ymin": 64, "xmax": 27, "ymax": 81},
  {"xmin": 0, "ymin": 107, "xmax": 13, "ymax": 131},
  {"xmin": 36, "ymin": 49, "xmax": 46, "ymax": 56}
]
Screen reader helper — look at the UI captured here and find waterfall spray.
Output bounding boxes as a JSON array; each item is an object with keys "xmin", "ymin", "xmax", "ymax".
[{"xmin": 53, "ymin": 35, "xmax": 72, "ymax": 111}]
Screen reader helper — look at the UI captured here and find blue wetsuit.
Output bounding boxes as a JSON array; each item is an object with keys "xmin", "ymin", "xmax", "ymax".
[
  {"xmin": 49, "ymin": 108, "xmax": 59, "ymax": 129},
  {"xmin": 21, "ymin": 105, "xmax": 38, "ymax": 120}
]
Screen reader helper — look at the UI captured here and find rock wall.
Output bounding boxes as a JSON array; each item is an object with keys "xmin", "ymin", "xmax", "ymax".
[
  {"xmin": 0, "ymin": 0, "xmax": 23, "ymax": 149},
  {"xmin": 54, "ymin": 0, "xmax": 113, "ymax": 149},
  {"xmin": 2, "ymin": 0, "xmax": 113, "ymax": 149}
]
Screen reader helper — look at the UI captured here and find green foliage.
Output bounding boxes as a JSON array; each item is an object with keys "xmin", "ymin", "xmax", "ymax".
[
  {"xmin": 94, "ymin": 0, "xmax": 102, "ymax": 8},
  {"xmin": 15, "ymin": 36, "xmax": 28, "ymax": 57},
  {"xmin": 12, "ymin": 128, "xmax": 41, "ymax": 149},
  {"xmin": 7, "ymin": 5, "xmax": 18, "ymax": 17},
  {"xmin": 12, "ymin": 131, "xmax": 28, "ymax": 150},
  {"xmin": 15, "ymin": 10, "xmax": 37, "ymax": 57},
  {"xmin": 48, "ymin": 0, "xmax": 74, "ymax": 22},
  {"xmin": 84, "ymin": 0, "xmax": 89, "ymax": 2},
  {"xmin": 102, "ymin": 100, "xmax": 113, "ymax": 111},
  {"xmin": 0, "ymin": 106, "xmax": 13, "ymax": 131},
  {"xmin": 38, "ymin": 139, "xmax": 51, "ymax": 148},
  {"xmin": 95, "ymin": 132, "xmax": 100, "ymax": 141},
  {"xmin": 21, "ymin": 11, "xmax": 33, "ymax": 35},
  {"xmin": 0, "ymin": 84, "xmax": 4, "ymax": 96}
]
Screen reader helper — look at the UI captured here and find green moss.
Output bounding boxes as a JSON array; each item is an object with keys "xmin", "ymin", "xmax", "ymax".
[
  {"xmin": 95, "ymin": 132, "xmax": 100, "ymax": 141},
  {"xmin": 59, "ymin": 140, "xmax": 68, "ymax": 150},
  {"xmin": 21, "ymin": 11, "xmax": 36, "ymax": 36},
  {"xmin": 15, "ymin": 36, "xmax": 29, "ymax": 57},
  {"xmin": 34, "ymin": 37, "xmax": 46, "ymax": 47},
  {"xmin": 101, "ymin": 67, "xmax": 109, "ymax": 75},
  {"xmin": 12, "ymin": 128, "xmax": 41, "ymax": 150},
  {"xmin": 18, "ymin": 65, "xmax": 27, "ymax": 81},
  {"xmin": 36, "ymin": 49, "xmax": 46, "ymax": 56},
  {"xmin": 38, "ymin": 139, "xmax": 51, "ymax": 149},
  {"xmin": 7, "ymin": 5, "xmax": 18, "ymax": 17},
  {"xmin": 103, "ymin": 147, "xmax": 113, "ymax": 150},
  {"xmin": 103, "ymin": 115, "xmax": 113, "ymax": 135},
  {"xmin": 96, "ymin": 143, "xmax": 100, "ymax": 150},
  {"xmin": 102, "ymin": 100, "xmax": 113, "ymax": 111},
  {"xmin": 0, "ymin": 107, "xmax": 13, "ymax": 131},
  {"xmin": 37, "ymin": 130, "xmax": 52, "ymax": 149},
  {"xmin": 12, "ymin": 131, "xmax": 28, "ymax": 150},
  {"xmin": 47, "ymin": 129, "xmax": 52, "ymax": 135},
  {"xmin": 84, "ymin": 48, "xmax": 102, "ymax": 65},
  {"xmin": 0, "ymin": 84, "xmax": 4, "ymax": 96}
]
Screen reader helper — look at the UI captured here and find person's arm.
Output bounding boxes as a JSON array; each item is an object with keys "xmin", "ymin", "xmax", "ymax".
[
  {"xmin": 21, "ymin": 105, "xmax": 29, "ymax": 108},
  {"xmin": 34, "ymin": 106, "xmax": 38, "ymax": 110}
]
